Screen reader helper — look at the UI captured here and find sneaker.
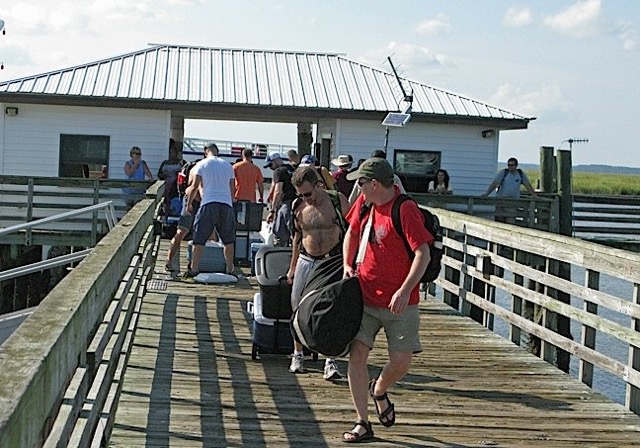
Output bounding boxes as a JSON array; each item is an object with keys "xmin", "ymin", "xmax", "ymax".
[
  {"xmin": 165, "ymin": 262, "xmax": 175, "ymax": 272},
  {"xmin": 182, "ymin": 269, "xmax": 199, "ymax": 278},
  {"xmin": 289, "ymin": 353, "xmax": 306, "ymax": 373},
  {"xmin": 323, "ymin": 359, "xmax": 342, "ymax": 381}
]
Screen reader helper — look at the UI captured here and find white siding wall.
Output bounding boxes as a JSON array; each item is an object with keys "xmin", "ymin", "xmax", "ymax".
[
  {"xmin": 333, "ymin": 119, "xmax": 500, "ymax": 195},
  {"xmin": 0, "ymin": 103, "xmax": 171, "ymax": 178}
]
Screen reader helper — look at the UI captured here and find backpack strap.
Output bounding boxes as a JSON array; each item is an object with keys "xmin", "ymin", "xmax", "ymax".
[
  {"xmin": 390, "ymin": 194, "xmax": 414, "ymax": 260},
  {"xmin": 326, "ymin": 190, "xmax": 348, "ymax": 235}
]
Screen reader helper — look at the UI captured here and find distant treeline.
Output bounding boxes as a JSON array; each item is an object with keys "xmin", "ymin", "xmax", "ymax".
[{"xmin": 517, "ymin": 162, "xmax": 640, "ymax": 175}]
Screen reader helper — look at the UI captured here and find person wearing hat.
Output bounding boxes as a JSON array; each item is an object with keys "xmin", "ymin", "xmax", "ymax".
[
  {"xmin": 264, "ymin": 153, "xmax": 296, "ymax": 246},
  {"xmin": 331, "ymin": 154, "xmax": 355, "ymax": 197},
  {"xmin": 347, "ymin": 150, "xmax": 405, "ymax": 205},
  {"xmin": 340, "ymin": 157, "xmax": 433, "ymax": 443},
  {"xmin": 299, "ymin": 154, "xmax": 337, "ymax": 190}
]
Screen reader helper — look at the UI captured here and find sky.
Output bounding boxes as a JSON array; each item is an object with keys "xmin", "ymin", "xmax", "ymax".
[{"xmin": 0, "ymin": 0, "xmax": 639, "ymax": 167}]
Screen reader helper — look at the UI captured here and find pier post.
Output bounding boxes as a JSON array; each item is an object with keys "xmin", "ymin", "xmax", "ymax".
[
  {"xmin": 552, "ymin": 149, "xmax": 573, "ymax": 372},
  {"xmin": 539, "ymin": 146, "xmax": 556, "ymax": 193}
]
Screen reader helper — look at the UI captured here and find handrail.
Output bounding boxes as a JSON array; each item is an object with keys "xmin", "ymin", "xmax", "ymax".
[
  {"xmin": 0, "ymin": 249, "xmax": 92, "ymax": 282},
  {"xmin": 0, "ymin": 201, "xmax": 117, "ymax": 237}
]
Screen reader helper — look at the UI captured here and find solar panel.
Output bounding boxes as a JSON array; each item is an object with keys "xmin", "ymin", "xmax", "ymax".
[{"xmin": 382, "ymin": 112, "xmax": 411, "ymax": 127}]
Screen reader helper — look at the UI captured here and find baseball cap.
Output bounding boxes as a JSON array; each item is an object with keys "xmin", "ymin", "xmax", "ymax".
[
  {"xmin": 264, "ymin": 152, "xmax": 282, "ymax": 168},
  {"xmin": 346, "ymin": 157, "xmax": 394, "ymax": 182},
  {"xmin": 299, "ymin": 154, "xmax": 316, "ymax": 166}
]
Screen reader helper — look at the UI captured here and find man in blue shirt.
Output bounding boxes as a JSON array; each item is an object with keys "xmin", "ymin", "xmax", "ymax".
[{"xmin": 482, "ymin": 157, "xmax": 536, "ymax": 199}]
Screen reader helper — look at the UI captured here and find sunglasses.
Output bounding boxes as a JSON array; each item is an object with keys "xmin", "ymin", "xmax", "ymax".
[
  {"xmin": 358, "ymin": 179, "xmax": 372, "ymax": 187},
  {"xmin": 296, "ymin": 186, "xmax": 315, "ymax": 198}
]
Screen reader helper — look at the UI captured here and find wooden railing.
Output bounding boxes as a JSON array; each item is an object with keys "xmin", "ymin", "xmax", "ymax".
[
  {"xmin": 429, "ymin": 206, "xmax": 640, "ymax": 414},
  {"xmin": 573, "ymin": 194, "xmax": 640, "ymax": 239},
  {"xmin": 413, "ymin": 193, "xmax": 559, "ymax": 232},
  {"xmin": 0, "ymin": 175, "xmax": 160, "ymax": 246},
  {"xmin": 0, "ymin": 195, "xmax": 160, "ymax": 448}
]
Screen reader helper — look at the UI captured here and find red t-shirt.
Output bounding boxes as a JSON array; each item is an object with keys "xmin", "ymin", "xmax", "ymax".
[{"xmin": 347, "ymin": 190, "xmax": 433, "ymax": 308}]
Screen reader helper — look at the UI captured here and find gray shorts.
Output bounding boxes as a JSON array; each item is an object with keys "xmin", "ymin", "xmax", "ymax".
[
  {"xmin": 291, "ymin": 254, "xmax": 320, "ymax": 309},
  {"xmin": 177, "ymin": 200, "xmax": 199, "ymax": 230},
  {"xmin": 192, "ymin": 202, "xmax": 236, "ymax": 245},
  {"xmin": 354, "ymin": 304, "xmax": 422, "ymax": 353}
]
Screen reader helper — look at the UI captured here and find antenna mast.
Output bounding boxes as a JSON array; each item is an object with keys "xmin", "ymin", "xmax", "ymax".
[{"xmin": 387, "ymin": 57, "xmax": 413, "ymax": 105}]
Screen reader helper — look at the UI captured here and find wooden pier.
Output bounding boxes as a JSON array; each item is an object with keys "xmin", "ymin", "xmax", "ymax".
[{"xmin": 106, "ymin": 241, "xmax": 640, "ymax": 447}]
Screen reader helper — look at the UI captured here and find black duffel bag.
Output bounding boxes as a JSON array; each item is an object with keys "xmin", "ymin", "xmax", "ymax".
[{"xmin": 291, "ymin": 255, "xmax": 363, "ymax": 357}]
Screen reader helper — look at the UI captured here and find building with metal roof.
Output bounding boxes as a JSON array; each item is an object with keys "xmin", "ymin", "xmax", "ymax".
[{"xmin": 0, "ymin": 44, "xmax": 533, "ymax": 194}]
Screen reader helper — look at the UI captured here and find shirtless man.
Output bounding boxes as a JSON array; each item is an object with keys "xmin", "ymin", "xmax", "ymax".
[{"xmin": 286, "ymin": 166, "xmax": 350, "ymax": 380}]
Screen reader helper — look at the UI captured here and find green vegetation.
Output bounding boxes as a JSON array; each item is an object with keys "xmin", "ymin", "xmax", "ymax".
[{"xmin": 525, "ymin": 170, "xmax": 640, "ymax": 195}]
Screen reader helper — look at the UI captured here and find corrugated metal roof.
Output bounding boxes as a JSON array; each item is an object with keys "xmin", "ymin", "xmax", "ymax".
[{"xmin": 0, "ymin": 44, "xmax": 529, "ymax": 122}]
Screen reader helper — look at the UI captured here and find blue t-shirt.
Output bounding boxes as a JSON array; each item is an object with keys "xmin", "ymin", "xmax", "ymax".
[{"xmin": 494, "ymin": 169, "xmax": 529, "ymax": 198}]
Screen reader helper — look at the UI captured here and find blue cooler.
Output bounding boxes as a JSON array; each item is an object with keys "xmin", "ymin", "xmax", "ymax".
[{"xmin": 187, "ymin": 241, "xmax": 226, "ymax": 273}]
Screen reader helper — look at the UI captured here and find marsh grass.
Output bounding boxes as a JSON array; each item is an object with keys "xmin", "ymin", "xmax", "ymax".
[{"xmin": 525, "ymin": 170, "xmax": 640, "ymax": 195}]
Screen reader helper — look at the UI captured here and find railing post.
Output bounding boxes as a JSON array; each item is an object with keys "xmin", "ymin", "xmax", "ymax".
[
  {"xmin": 26, "ymin": 178, "xmax": 34, "ymax": 246},
  {"xmin": 580, "ymin": 269, "xmax": 599, "ymax": 387},
  {"xmin": 628, "ymin": 283, "xmax": 640, "ymax": 413},
  {"xmin": 557, "ymin": 149, "xmax": 573, "ymax": 237}
]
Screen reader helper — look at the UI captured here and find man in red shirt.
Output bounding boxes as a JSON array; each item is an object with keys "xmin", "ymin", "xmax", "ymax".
[
  {"xmin": 232, "ymin": 149, "xmax": 264, "ymax": 202},
  {"xmin": 341, "ymin": 157, "xmax": 432, "ymax": 443}
]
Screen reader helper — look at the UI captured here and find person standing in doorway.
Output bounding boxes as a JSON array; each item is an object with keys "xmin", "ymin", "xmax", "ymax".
[
  {"xmin": 286, "ymin": 166, "xmax": 350, "ymax": 380},
  {"xmin": 341, "ymin": 157, "xmax": 432, "ymax": 443},
  {"xmin": 185, "ymin": 143, "xmax": 236, "ymax": 277},
  {"xmin": 233, "ymin": 148, "xmax": 264, "ymax": 202}
]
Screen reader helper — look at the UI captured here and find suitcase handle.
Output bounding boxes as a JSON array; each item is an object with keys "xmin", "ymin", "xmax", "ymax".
[{"xmin": 246, "ymin": 301, "xmax": 254, "ymax": 315}]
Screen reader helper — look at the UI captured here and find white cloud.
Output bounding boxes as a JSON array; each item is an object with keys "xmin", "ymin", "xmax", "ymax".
[
  {"xmin": 489, "ymin": 82, "xmax": 569, "ymax": 118},
  {"xmin": 503, "ymin": 7, "xmax": 533, "ymax": 28},
  {"xmin": 358, "ymin": 41, "xmax": 452, "ymax": 79},
  {"xmin": 414, "ymin": 14, "xmax": 451, "ymax": 35},
  {"xmin": 617, "ymin": 22, "xmax": 638, "ymax": 51},
  {"xmin": 1, "ymin": 2, "xmax": 171, "ymax": 36},
  {"xmin": 543, "ymin": 0, "xmax": 602, "ymax": 38}
]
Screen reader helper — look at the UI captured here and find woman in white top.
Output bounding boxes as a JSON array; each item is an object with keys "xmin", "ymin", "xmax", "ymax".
[{"xmin": 428, "ymin": 169, "xmax": 452, "ymax": 194}]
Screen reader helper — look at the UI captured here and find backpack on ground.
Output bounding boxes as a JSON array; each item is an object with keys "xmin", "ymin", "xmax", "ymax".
[
  {"xmin": 291, "ymin": 254, "xmax": 363, "ymax": 357},
  {"xmin": 176, "ymin": 159, "xmax": 200, "ymax": 197},
  {"xmin": 358, "ymin": 194, "xmax": 443, "ymax": 283}
]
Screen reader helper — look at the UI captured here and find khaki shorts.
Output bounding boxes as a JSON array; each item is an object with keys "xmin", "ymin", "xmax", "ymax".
[{"xmin": 354, "ymin": 304, "xmax": 422, "ymax": 353}]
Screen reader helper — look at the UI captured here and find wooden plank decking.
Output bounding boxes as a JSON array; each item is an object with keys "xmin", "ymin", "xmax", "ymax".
[{"xmin": 109, "ymin": 243, "xmax": 640, "ymax": 447}]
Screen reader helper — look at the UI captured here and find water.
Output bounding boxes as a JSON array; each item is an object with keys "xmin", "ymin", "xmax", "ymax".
[{"xmin": 489, "ymin": 265, "xmax": 634, "ymax": 405}]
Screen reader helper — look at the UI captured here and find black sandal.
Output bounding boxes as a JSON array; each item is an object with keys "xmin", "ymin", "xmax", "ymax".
[
  {"xmin": 369, "ymin": 377, "xmax": 396, "ymax": 427},
  {"xmin": 342, "ymin": 420, "xmax": 374, "ymax": 443}
]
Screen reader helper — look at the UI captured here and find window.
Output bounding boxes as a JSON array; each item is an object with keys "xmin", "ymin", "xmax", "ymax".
[
  {"xmin": 59, "ymin": 134, "xmax": 110, "ymax": 178},
  {"xmin": 393, "ymin": 149, "xmax": 441, "ymax": 193}
]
